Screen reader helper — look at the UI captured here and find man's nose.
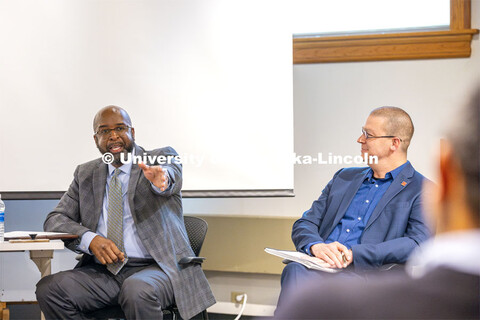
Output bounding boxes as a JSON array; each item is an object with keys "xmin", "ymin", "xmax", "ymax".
[
  {"xmin": 357, "ymin": 134, "xmax": 365, "ymax": 143},
  {"xmin": 109, "ymin": 130, "xmax": 120, "ymax": 139}
]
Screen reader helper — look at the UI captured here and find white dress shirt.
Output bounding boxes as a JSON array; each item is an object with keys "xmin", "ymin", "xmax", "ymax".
[{"xmin": 407, "ymin": 229, "xmax": 480, "ymax": 278}]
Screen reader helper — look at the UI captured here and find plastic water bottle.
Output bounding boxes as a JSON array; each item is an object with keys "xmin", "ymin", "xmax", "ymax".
[{"xmin": 0, "ymin": 194, "xmax": 4, "ymax": 242}]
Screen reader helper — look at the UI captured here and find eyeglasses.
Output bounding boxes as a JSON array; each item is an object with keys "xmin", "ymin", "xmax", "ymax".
[
  {"xmin": 361, "ymin": 128, "xmax": 402, "ymax": 142},
  {"xmin": 95, "ymin": 125, "xmax": 131, "ymax": 136}
]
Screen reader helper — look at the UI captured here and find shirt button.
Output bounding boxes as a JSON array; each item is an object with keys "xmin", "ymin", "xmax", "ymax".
[
  {"xmin": 366, "ymin": 200, "xmax": 370, "ymax": 203},
  {"xmin": 346, "ymin": 229, "xmax": 350, "ymax": 233},
  {"xmin": 375, "ymin": 184, "xmax": 379, "ymax": 187},
  {"xmin": 358, "ymin": 217, "xmax": 362, "ymax": 221}
]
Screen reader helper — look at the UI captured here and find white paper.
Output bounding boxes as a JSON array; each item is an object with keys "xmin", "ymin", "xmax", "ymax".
[
  {"xmin": 4, "ymin": 231, "xmax": 71, "ymax": 238},
  {"xmin": 265, "ymin": 247, "xmax": 341, "ymax": 273}
]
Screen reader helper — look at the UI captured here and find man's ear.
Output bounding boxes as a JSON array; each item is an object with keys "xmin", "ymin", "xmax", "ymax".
[
  {"xmin": 430, "ymin": 139, "xmax": 456, "ymax": 233},
  {"xmin": 94, "ymin": 134, "xmax": 98, "ymax": 145},
  {"xmin": 131, "ymin": 127, "xmax": 135, "ymax": 140},
  {"xmin": 438, "ymin": 139, "xmax": 459, "ymax": 202},
  {"xmin": 390, "ymin": 137, "xmax": 401, "ymax": 151},
  {"xmin": 438, "ymin": 139, "xmax": 476, "ymax": 232}
]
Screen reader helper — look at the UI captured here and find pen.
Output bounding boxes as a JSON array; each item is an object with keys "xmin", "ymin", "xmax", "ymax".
[{"xmin": 342, "ymin": 252, "xmax": 347, "ymax": 266}]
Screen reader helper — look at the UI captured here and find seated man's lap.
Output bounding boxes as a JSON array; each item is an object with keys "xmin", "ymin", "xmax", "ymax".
[
  {"xmin": 36, "ymin": 263, "xmax": 120, "ymax": 313},
  {"xmin": 119, "ymin": 264, "xmax": 174, "ymax": 309},
  {"xmin": 36, "ymin": 261, "xmax": 174, "ymax": 313},
  {"xmin": 282, "ymin": 262, "xmax": 362, "ymax": 283},
  {"xmin": 279, "ymin": 262, "xmax": 364, "ymax": 306}
]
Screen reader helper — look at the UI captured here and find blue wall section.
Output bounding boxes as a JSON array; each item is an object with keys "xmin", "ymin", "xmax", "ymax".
[{"xmin": 4, "ymin": 200, "xmax": 59, "ymax": 232}]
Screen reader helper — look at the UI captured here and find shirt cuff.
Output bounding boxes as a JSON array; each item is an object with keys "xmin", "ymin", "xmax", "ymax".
[
  {"xmin": 150, "ymin": 168, "xmax": 173, "ymax": 194},
  {"xmin": 77, "ymin": 231, "xmax": 97, "ymax": 254},
  {"xmin": 304, "ymin": 241, "xmax": 323, "ymax": 256}
]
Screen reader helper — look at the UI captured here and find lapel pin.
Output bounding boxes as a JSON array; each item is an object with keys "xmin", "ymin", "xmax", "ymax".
[{"xmin": 401, "ymin": 181, "xmax": 407, "ymax": 187}]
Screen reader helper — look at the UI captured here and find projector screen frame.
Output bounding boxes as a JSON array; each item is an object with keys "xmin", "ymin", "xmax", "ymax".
[{"xmin": 1, "ymin": 189, "xmax": 295, "ymax": 200}]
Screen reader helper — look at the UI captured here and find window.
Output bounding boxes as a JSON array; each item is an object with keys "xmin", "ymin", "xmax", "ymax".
[
  {"xmin": 293, "ymin": 0, "xmax": 478, "ymax": 63},
  {"xmin": 293, "ymin": 0, "xmax": 450, "ymax": 36}
]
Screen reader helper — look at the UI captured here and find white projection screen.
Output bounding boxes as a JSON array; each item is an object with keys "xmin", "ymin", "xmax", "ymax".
[{"xmin": 0, "ymin": 0, "xmax": 294, "ymax": 199}]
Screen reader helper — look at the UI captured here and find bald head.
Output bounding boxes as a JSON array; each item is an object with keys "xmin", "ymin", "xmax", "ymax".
[
  {"xmin": 93, "ymin": 105, "xmax": 132, "ymax": 133},
  {"xmin": 92, "ymin": 105, "xmax": 135, "ymax": 167},
  {"xmin": 370, "ymin": 106, "xmax": 414, "ymax": 152}
]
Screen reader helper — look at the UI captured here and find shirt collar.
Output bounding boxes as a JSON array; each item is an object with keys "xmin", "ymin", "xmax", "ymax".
[
  {"xmin": 107, "ymin": 148, "xmax": 134, "ymax": 177},
  {"xmin": 407, "ymin": 229, "xmax": 480, "ymax": 278},
  {"xmin": 389, "ymin": 160, "xmax": 409, "ymax": 180},
  {"xmin": 365, "ymin": 160, "xmax": 409, "ymax": 182}
]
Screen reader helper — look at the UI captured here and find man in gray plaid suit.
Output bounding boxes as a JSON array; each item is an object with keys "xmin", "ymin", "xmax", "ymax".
[{"xmin": 36, "ymin": 106, "xmax": 215, "ymax": 319}]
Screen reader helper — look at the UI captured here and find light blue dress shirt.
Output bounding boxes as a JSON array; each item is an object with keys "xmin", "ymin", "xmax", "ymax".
[{"xmin": 78, "ymin": 153, "xmax": 169, "ymax": 259}]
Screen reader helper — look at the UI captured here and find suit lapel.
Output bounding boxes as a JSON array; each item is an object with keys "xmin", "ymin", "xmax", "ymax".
[
  {"xmin": 92, "ymin": 161, "xmax": 107, "ymax": 231},
  {"xmin": 364, "ymin": 162, "xmax": 415, "ymax": 230},
  {"xmin": 321, "ymin": 168, "xmax": 370, "ymax": 238},
  {"xmin": 128, "ymin": 145, "xmax": 145, "ymax": 216}
]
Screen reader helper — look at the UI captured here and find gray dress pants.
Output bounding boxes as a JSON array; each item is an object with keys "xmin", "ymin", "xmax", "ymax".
[{"xmin": 36, "ymin": 258, "xmax": 174, "ymax": 320}]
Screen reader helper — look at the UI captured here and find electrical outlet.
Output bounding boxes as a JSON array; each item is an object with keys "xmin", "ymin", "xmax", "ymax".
[{"xmin": 231, "ymin": 291, "xmax": 246, "ymax": 304}]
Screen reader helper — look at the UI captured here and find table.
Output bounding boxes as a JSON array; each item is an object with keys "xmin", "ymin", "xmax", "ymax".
[{"xmin": 0, "ymin": 241, "xmax": 65, "ymax": 320}]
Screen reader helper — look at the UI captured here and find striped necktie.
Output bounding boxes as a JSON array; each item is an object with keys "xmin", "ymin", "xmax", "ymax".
[{"xmin": 107, "ymin": 168, "xmax": 127, "ymax": 274}]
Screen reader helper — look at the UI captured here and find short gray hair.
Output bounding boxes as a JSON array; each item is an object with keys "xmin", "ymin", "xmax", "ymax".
[{"xmin": 370, "ymin": 106, "xmax": 414, "ymax": 152}]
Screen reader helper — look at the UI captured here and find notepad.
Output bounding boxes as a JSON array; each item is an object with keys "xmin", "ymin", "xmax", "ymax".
[
  {"xmin": 4, "ymin": 231, "xmax": 77, "ymax": 240},
  {"xmin": 264, "ymin": 247, "xmax": 342, "ymax": 273}
]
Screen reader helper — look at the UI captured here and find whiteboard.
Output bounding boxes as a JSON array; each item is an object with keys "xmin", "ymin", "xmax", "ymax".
[{"xmin": 0, "ymin": 0, "xmax": 294, "ymax": 198}]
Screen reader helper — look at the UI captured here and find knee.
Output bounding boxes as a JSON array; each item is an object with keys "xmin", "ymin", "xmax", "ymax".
[
  {"xmin": 282, "ymin": 262, "xmax": 306, "ymax": 277},
  {"xmin": 119, "ymin": 277, "xmax": 157, "ymax": 306},
  {"xmin": 36, "ymin": 274, "xmax": 55, "ymax": 303},
  {"xmin": 36, "ymin": 273, "xmax": 71, "ymax": 307},
  {"xmin": 36, "ymin": 272, "xmax": 75, "ymax": 303},
  {"xmin": 281, "ymin": 262, "xmax": 307, "ymax": 284}
]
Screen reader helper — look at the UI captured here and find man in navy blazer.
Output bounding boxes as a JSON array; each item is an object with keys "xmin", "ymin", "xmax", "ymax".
[
  {"xmin": 277, "ymin": 106, "xmax": 431, "ymax": 308},
  {"xmin": 274, "ymin": 87, "xmax": 480, "ymax": 320}
]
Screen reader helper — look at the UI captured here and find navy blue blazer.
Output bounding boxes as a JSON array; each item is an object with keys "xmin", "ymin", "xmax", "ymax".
[{"xmin": 292, "ymin": 162, "xmax": 431, "ymax": 271}]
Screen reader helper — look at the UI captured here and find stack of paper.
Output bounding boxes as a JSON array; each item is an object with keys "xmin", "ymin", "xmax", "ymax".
[
  {"xmin": 265, "ymin": 247, "xmax": 342, "ymax": 273},
  {"xmin": 4, "ymin": 231, "xmax": 75, "ymax": 240}
]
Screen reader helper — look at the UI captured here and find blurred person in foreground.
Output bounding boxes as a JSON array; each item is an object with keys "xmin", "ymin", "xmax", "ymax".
[{"xmin": 274, "ymin": 87, "xmax": 480, "ymax": 319}]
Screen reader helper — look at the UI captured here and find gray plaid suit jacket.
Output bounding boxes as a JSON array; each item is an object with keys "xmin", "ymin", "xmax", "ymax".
[{"xmin": 44, "ymin": 144, "xmax": 216, "ymax": 319}]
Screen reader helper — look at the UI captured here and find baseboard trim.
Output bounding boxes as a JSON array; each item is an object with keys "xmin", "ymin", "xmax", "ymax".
[{"xmin": 207, "ymin": 301, "xmax": 276, "ymax": 317}]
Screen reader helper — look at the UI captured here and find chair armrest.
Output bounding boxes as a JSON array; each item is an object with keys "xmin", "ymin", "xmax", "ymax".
[{"xmin": 178, "ymin": 256, "xmax": 206, "ymax": 265}]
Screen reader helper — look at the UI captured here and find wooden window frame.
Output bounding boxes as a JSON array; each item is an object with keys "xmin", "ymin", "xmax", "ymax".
[{"xmin": 293, "ymin": 0, "xmax": 478, "ymax": 64}]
